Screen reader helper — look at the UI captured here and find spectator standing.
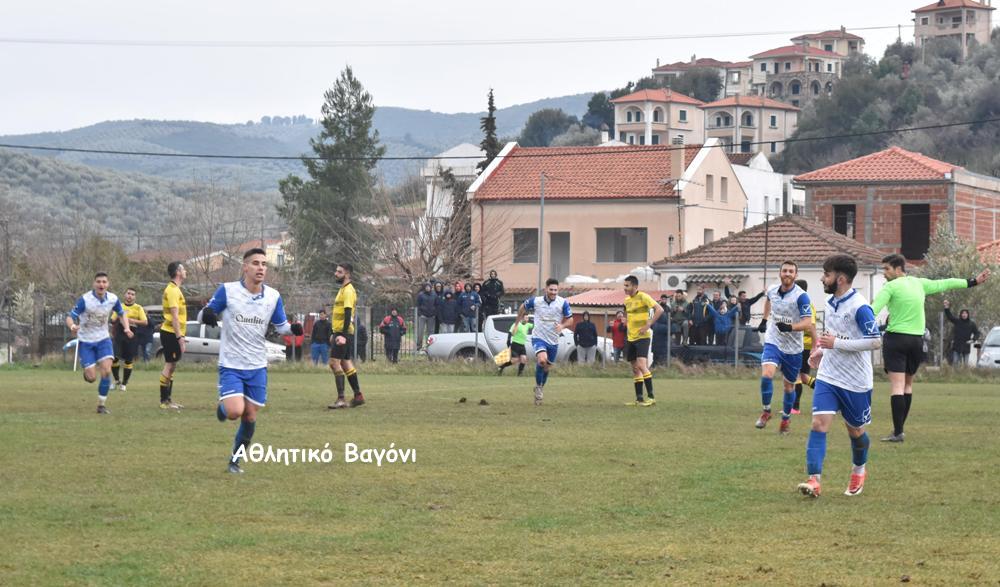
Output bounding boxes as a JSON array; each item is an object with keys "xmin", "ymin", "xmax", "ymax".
[
  {"xmin": 573, "ymin": 311, "xmax": 599, "ymax": 364},
  {"xmin": 473, "ymin": 283, "xmax": 485, "ymax": 330},
  {"xmin": 310, "ymin": 310, "xmax": 332, "ymax": 366},
  {"xmin": 433, "ymin": 282, "xmax": 446, "ymax": 333},
  {"xmin": 379, "ymin": 308, "xmax": 407, "ymax": 364},
  {"xmin": 670, "ymin": 290, "xmax": 689, "ymax": 345},
  {"xmin": 606, "ymin": 310, "xmax": 627, "ymax": 362},
  {"xmin": 437, "ymin": 291, "xmax": 460, "ymax": 333},
  {"xmin": 705, "ymin": 301, "xmax": 737, "ymax": 346},
  {"xmin": 687, "ymin": 286, "xmax": 711, "ymax": 345},
  {"xmin": 725, "ymin": 282, "xmax": 765, "ymax": 326},
  {"xmin": 283, "ymin": 318, "xmax": 304, "ymax": 361},
  {"xmin": 356, "ymin": 322, "xmax": 368, "ymax": 362},
  {"xmin": 480, "ymin": 270, "xmax": 505, "ymax": 321},
  {"xmin": 652, "ymin": 301, "xmax": 671, "ymax": 367},
  {"xmin": 416, "ymin": 283, "xmax": 437, "ymax": 350},
  {"xmin": 458, "ymin": 283, "xmax": 482, "ymax": 333},
  {"xmin": 943, "ymin": 300, "xmax": 980, "ymax": 367}
]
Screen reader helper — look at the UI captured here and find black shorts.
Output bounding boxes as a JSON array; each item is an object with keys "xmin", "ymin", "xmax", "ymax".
[
  {"xmin": 160, "ymin": 331, "xmax": 183, "ymax": 363},
  {"xmin": 799, "ymin": 349, "xmax": 812, "ymax": 375},
  {"xmin": 882, "ymin": 332, "xmax": 924, "ymax": 375},
  {"xmin": 330, "ymin": 334, "xmax": 356, "ymax": 360},
  {"xmin": 510, "ymin": 342, "xmax": 527, "ymax": 357},
  {"xmin": 114, "ymin": 335, "xmax": 140, "ymax": 363},
  {"xmin": 625, "ymin": 338, "xmax": 651, "ymax": 362}
]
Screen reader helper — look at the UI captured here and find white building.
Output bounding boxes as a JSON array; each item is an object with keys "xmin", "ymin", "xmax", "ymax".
[
  {"xmin": 728, "ymin": 152, "xmax": 805, "ymax": 228},
  {"xmin": 421, "ymin": 143, "xmax": 484, "ymax": 238}
]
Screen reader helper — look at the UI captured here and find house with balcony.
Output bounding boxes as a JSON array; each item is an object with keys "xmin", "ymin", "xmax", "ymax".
[
  {"xmin": 749, "ymin": 45, "xmax": 845, "ymax": 109},
  {"xmin": 913, "ymin": 0, "xmax": 995, "ymax": 60},
  {"xmin": 702, "ymin": 95, "xmax": 799, "ymax": 154},
  {"xmin": 651, "ymin": 56, "xmax": 753, "ymax": 97},
  {"xmin": 790, "ymin": 27, "xmax": 866, "ymax": 57},
  {"xmin": 466, "ymin": 139, "xmax": 746, "ymax": 290},
  {"xmin": 609, "ymin": 88, "xmax": 705, "ymax": 146}
]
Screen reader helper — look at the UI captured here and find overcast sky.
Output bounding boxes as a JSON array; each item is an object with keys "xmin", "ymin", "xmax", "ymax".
[{"xmin": 0, "ymin": 0, "xmax": 920, "ymax": 135}]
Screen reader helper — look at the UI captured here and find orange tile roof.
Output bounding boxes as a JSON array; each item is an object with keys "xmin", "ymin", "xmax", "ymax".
[
  {"xmin": 653, "ymin": 57, "xmax": 745, "ymax": 71},
  {"xmin": 565, "ymin": 288, "xmax": 674, "ymax": 308},
  {"xmin": 472, "ymin": 144, "xmax": 701, "ymax": 201},
  {"xmin": 652, "ymin": 215, "xmax": 884, "ymax": 267},
  {"xmin": 791, "ymin": 29, "xmax": 865, "ymax": 41},
  {"xmin": 794, "ymin": 146, "xmax": 960, "ymax": 183},
  {"xmin": 609, "ymin": 88, "xmax": 704, "ymax": 106},
  {"xmin": 750, "ymin": 45, "xmax": 844, "ymax": 59},
  {"xmin": 726, "ymin": 152, "xmax": 758, "ymax": 166},
  {"xmin": 913, "ymin": 0, "xmax": 994, "ymax": 13},
  {"xmin": 702, "ymin": 95, "xmax": 800, "ymax": 111}
]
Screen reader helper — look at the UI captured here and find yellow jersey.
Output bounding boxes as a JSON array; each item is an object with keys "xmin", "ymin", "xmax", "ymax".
[
  {"xmin": 624, "ymin": 291, "xmax": 658, "ymax": 342},
  {"xmin": 111, "ymin": 302, "xmax": 148, "ymax": 330},
  {"xmin": 802, "ymin": 302, "xmax": 817, "ymax": 350},
  {"xmin": 331, "ymin": 282, "xmax": 357, "ymax": 335},
  {"xmin": 161, "ymin": 281, "xmax": 187, "ymax": 336}
]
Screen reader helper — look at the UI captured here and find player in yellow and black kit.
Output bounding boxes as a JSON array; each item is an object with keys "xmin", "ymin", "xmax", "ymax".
[
  {"xmin": 159, "ymin": 261, "xmax": 187, "ymax": 409},
  {"xmin": 327, "ymin": 263, "xmax": 365, "ymax": 409},
  {"xmin": 792, "ymin": 279, "xmax": 817, "ymax": 414},
  {"xmin": 110, "ymin": 287, "xmax": 148, "ymax": 392},
  {"xmin": 622, "ymin": 275, "xmax": 665, "ymax": 407}
]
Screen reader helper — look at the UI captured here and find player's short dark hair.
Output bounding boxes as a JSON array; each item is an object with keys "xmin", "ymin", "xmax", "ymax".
[
  {"xmin": 824, "ymin": 254, "xmax": 858, "ymax": 282},
  {"xmin": 126, "ymin": 287, "xmax": 136, "ymax": 293},
  {"xmin": 781, "ymin": 260, "xmax": 798, "ymax": 270},
  {"xmin": 794, "ymin": 279, "xmax": 808, "ymax": 291},
  {"xmin": 545, "ymin": 278, "xmax": 559, "ymax": 287},
  {"xmin": 738, "ymin": 290, "xmax": 746, "ymax": 296},
  {"xmin": 243, "ymin": 247, "xmax": 266, "ymax": 260},
  {"xmin": 624, "ymin": 275, "xmax": 639, "ymax": 286},
  {"xmin": 94, "ymin": 272, "xmax": 108, "ymax": 279},
  {"xmin": 338, "ymin": 263, "xmax": 354, "ymax": 275},
  {"xmin": 167, "ymin": 261, "xmax": 182, "ymax": 278},
  {"xmin": 882, "ymin": 253, "xmax": 906, "ymax": 270}
]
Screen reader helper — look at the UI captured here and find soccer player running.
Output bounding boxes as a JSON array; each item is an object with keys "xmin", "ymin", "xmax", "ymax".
[
  {"xmin": 498, "ymin": 319, "xmax": 533, "ymax": 376},
  {"xmin": 798, "ymin": 254, "xmax": 881, "ymax": 498},
  {"xmin": 200, "ymin": 248, "xmax": 302, "ymax": 474},
  {"xmin": 110, "ymin": 287, "xmax": 148, "ymax": 392},
  {"xmin": 159, "ymin": 262, "xmax": 187, "ymax": 410},
  {"xmin": 791, "ymin": 279, "xmax": 817, "ymax": 415},
  {"xmin": 66, "ymin": 272, "xmax": 132, "ymax": 414},
  {"xmin": 327, "ymin": 263, "xmax": 365, "ymax": 409},
  {"xmin": 622, "ymin": 275, "xmax": 664, "ymax": 407},
  {"xmin": 754, "ymin": 261, "xmax": 816, "ymax": 434},
  {"xmin": 515, "ymin": 278, "xmax": 574, "ymax": 406},
  {"xmin": 871, "ymin": 254, "xmax": 990, "ymax": 443}
]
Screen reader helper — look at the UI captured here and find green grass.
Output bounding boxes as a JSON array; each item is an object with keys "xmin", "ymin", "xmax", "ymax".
[{"xmin": 1, "ymin": 367, "xmax": 997, "ymax": 585}]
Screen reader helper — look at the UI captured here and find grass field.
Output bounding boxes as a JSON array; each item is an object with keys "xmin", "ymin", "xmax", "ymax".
[{"xmin": 1, "ymin": 365, "xmax": 998, "ymax": 585}]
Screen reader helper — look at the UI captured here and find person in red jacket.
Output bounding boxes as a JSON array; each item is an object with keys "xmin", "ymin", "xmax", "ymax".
[
  {"xmin": 606, "ymin": 310, "xmax": 627, "ymax": 362},
  {"xmin": 283, "ymin": 318, "xmax": 304, "ymax": 361}
]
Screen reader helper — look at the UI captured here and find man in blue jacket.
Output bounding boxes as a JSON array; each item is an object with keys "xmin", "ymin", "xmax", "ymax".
[
  {"xmin": 457, "ymin": 283, "xmax": 482, "ymax": 333},
  {"xmin": 573, "ymin": 311, "xmax": 599, "ymax": 364},
  {"xmin": 415, "ymin": 283, "xmax": 437, "ymax": 350},
  {"xmin": 437, "ymin": 291, "xmax": 460, "ymax": 333}
]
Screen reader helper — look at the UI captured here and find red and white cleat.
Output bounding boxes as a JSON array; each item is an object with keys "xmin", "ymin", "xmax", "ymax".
[
  {"xmin": 797, "ymin": 476, "xmax": 822, "ymax": 498},
  {"xmin": 844, "ymin": 471, "xmax": 866, "ymax": 496}
]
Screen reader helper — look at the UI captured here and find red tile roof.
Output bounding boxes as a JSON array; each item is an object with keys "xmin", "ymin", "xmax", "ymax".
[
  {"xmin": 653, "ymin": 57, "xmax": 746, "ymax": 72},
  {"xmin": 609, "ymin": 88, "xmax": 704, "ymax": 106},
  {"xmin": 726, "ymin": 152, "xmax": 758, "ymax": 166},
  {"xmin": 652, "ymin": 215, "xmax": 884, "ymax": 267},
  {"xmin": 702, "ymin": 95, "xmax": 800, "ymax": 111},
  {"xmin": 472, "ymin": 144, "xmax": 701, "ymax": 201},
  {"xmin": 794, "ymin": 146, "xmax": 960, "ymax": 183},
  {"xmin": 750, "ymin": 45, "xmax": 845, "ymax": 59},
  {"xmin": 790, "ymin": 29, "xmax": 865, "ymax": 41},
  {"xmin": 913, "ymin": 0, "xmax": 994, "ymax": 13},
  {"xmin": 565, "ymin": 288, "xmax": 674, "ymax": 308}
]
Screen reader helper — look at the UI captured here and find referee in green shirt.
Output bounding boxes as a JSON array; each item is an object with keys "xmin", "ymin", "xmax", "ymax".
[{"xmin": 871, "ymin": 254, "xmax": 990, "ymax": 442}]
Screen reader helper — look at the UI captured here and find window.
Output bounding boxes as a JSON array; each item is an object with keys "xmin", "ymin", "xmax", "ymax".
[
  {"xmin": 679, "ymin": 109, "xmax": 688, "ymax": 122},
  {"xmin": 619, "ymin": 131, "xmax": 626, "ymax": 142},
  {"xmin": 653, "ymin": 109, "xmax": 661, "ymax": 122},
  {"xmin": 770, "ymin": 141, "xmax": 777, "ymax": 153},
  {"xmin": 740, "ymin": 140, "xmax": 751, "ymax": 153},
  {"xmin": 639, "ymin": 135, "xmax": 645, "ymax": 145},
  {"xmin": 761, "ymin": 62, "xmax": 768, "ymax": 72},
  {"xmin": 742, "ymin": 112, "xmax": 753, "ymax": 126},
  {"xmin": 921, "ymin": 16, "xmax": 928, "ymax": 25},
  {"xmin": 513, "ymin": 228, "xmax": 538, "ymax": 263},
  {"xmin": 770, "ymin": 114, "xmax": 777, "ymax": 127},
  {"xmin": 703, "ymin": 229, "xmax": 715, "ymax": 245},
  {"xmin": 626, "ymin": 111, "xmax": 633, "ymax": 122},
  {"xmin": 791, "ymin": 99, "xmax": 800, "ymax": 107},
  {"xmin": 827, "ymin": 63, "xmax": 833, "ymax": 72},
  {"xmin": 833, "ymin": 204, "xmax": 856, "ymax": 239},
  {"xmin": 720, "ymin": 177, "xmax": 728, "ymax": 202},
  {"xmin": 824, "ymin": 43, "xmax": 833, "ymax": 52},
  {"xmin": 901, "ymin": 204, "xmax": 931, "ymax": 260},
  {"xmin": 791, "ymin": 81, "xmax": 801, "ymax": 95},
  {"xmin": 715, "ymin": 116, "xmax": 722, "ymax": 127},
  {"xmin": 811, "ymin": 81, "xmax": 821, "ymax": 95},
  {"xmin": 635, "ymin": 111, "xmax": 642, "ymax": 122},
  {"xmin": 706, "ymin": 174, "xmax": 714, "ymax": 200},
  {"xmin": 628, "ymin": 135, "xmax": 635, "ymax": 145},
  {"xmin": 724, "ymin": 115, "xmax": 732, "ymax": 126},
  {"xmin": 651, "ymin": 135, "xmax": 660, "ymax": 145},
  {"xmin": 204, "ymin": 325, "xmax": 221, "ymax": 340},
  {"xmin": 731, "ymin": 71, "xmax": 740, "ymax": 82},
  {"xmin": 785, "ymin": 62, "xmax": 791, "ymax": 71},
  {"xmin": 671, "ymin": 135, "xmax": 684, "ymax": 145},
  {"xmin": 596, "ymin": 228, "xmax": 647, "ymax": 263}
]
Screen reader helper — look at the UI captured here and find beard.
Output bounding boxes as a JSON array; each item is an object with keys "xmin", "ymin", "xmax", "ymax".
[
  {"xmin": 823, "ymin": 280, "xmax": 837, "ymax": 294},
  {"xmin": 335, "ymin": 276, "xmax": 345, "ymax": 284}
]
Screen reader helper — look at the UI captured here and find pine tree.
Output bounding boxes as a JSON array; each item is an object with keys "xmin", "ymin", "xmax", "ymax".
[{"xmin": 477, "ymin": 89, "xmax": 501, "ymax": 173}]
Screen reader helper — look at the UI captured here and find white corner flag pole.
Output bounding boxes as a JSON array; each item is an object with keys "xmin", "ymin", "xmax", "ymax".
[{"xmin": 73, "ymin": 338, "xmax": 79, "ymax": 372}]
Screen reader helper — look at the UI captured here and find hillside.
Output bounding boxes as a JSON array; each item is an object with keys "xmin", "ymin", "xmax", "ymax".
[{"xmin": 0, "ymin": 93, "xmax": 593, "ymax": 191}]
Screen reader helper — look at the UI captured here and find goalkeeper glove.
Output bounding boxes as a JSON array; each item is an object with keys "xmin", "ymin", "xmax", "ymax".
[
  {"xmin": 775, "ymin": 322, "xmax": 793, "ymax": 333},
  {"xmin": 756, "ymin": 319, "xmax": 768, "ymax": 333},
  {"xmin": 201, "ymin": 307, "xmax": 218, "ymax": 327}
]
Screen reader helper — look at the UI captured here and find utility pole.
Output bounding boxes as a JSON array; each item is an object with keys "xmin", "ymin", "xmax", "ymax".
[{"xmin": 536, "ymin": 173, "xmax": 546, "ymax": 296}]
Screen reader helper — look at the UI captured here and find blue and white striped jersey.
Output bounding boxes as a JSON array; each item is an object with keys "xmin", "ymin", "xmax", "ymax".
[
  {"xmin": 817, "ymin": 289, "xmax": 879, "ymax": 393},
  {"xmin": 70, "ymin": 291, "xmax": 124, "ymax": 343},
  {"xmin": 206, "ymin": 281, "xmax": 290, "ymax": 370},
  {"xmin": 764, "ymin": 283, "xmax": 812, "ymax": 354},
  {"xmin": 523, "ymin": 295, "xmax": 572, "ymax": 345}
]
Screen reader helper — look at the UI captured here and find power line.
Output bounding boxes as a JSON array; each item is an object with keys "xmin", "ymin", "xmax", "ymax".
[
  {"xmin": 2, "ymin": 115, "xmax": 999, "ymax": 162},
  {"xmin": 0, "ymin": 25, "xmax": 910, "ymax": 49}
]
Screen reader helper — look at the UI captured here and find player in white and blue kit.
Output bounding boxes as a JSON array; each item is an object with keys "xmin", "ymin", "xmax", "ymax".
[
  {"xmin": 65, "ymin": 272, "xmax": 132, "ymax": 414},
  {"xmin": 199, "ymin": 248, "xmax": 302, "ymax": 474},
  {"xmin": 754, "ymin": 261, "xmax": 816, "ymax": 434},
  {"xmin": 798, "ymin": 254, "xmax": 881, "ymax": 498},
  {"xmin": 515, "ymin": 278, "xmax": 574, "ymax": 405}
]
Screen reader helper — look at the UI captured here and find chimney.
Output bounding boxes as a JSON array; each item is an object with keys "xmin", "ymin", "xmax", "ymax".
[
  {"xmin": 670, "ymin": 144, "xmax": 686, "ymax": 187},
  {"xmin": 599, "ymin": 123, "xmax": 609, "ymax": 144},
  {"xmin": 691, "ymin": 54, "xmax": 696, "ymax": 63},
  {"xmin": 656, "ymin": 58, "xmax": 660, "ymax": 66}
]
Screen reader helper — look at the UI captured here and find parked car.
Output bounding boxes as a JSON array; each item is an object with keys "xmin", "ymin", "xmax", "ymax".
[
  {"xmin": 976, "ymin": 326, "xmax": 1000, "ymax": 369},
  {"xmin": 151, "ymin": 320, "xmax": 286, "ymax": 364},
  {"xmin": 424, "ymin": 314, "xmax": 610, "ymax": 363},
  {"xmin": 673, "ymin": 326, "xmax": 765, "ymax": 366}
]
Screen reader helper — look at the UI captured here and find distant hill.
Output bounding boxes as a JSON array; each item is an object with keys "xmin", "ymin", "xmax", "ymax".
[{"xmin": 0, "ymin": 93, "xmax": 593, "ymax": 191}]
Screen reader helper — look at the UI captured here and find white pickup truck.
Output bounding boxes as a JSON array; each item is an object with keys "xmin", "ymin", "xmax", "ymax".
[{"xmin": 424, "ymin": 314, "xmax": 610, "ymax": 363}]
